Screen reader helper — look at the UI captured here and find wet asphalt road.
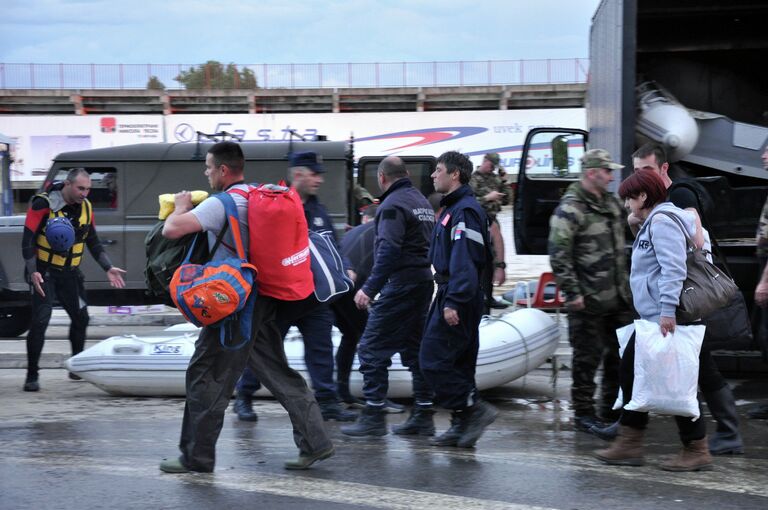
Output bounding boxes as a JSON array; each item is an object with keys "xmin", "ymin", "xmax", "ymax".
[{"xmin": 2, "ymin": 361, "xmax": 767, "ymax": 510}]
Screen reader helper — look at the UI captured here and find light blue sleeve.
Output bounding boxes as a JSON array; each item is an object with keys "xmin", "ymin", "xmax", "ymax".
[{"xmin": 650, "ymin": 215, "xmax": 688, "ymax": 318}]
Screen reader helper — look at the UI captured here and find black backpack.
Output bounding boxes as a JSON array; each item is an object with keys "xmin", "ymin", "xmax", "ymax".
[{"xmin": 144, "ymin": 221, "xmax": 212, "ymax": 306}]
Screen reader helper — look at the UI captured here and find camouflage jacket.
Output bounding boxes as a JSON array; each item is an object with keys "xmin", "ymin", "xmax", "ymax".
[
  {"xmin": 757, "ymin": 196, "xmax": 768, "ymax": 258},
  {"xmin": 469, "ymin": 170, "xmax": 509, "ymax": 221},
  {"xmin": 548, "ymin": 182, "xmax": 632, "ymax": 314}
]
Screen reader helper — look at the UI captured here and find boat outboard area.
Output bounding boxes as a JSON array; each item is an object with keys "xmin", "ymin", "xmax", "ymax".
[{"xmin": 65, "ymin": 308, "xmax": 559, "ymax": 398}]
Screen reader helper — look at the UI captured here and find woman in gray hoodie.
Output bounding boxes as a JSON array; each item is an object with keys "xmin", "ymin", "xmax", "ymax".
[{"xmin": 594, "ymin": 169, "xmax": 713, "ymax": 472}]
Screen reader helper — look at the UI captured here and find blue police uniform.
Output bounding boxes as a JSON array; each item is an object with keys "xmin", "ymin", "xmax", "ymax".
[
  {"xmin": 356, "ymin": 178, "xmax": 435, "ymax": 404},
  {"xmin": 420, "ymin": 184, "xmax": 491, "ymax": 410}
]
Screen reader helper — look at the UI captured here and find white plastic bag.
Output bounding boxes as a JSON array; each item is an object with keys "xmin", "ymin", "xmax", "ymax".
[
  {"xmin": 611, "ymin": 323, "xmax": 636, "ymax": 411},
  {"xmin": 624, "ymin": 319, "xmax": 705, "ymax": 420}
]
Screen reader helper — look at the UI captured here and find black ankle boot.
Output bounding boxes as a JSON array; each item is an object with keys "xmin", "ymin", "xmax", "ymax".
[
  {"xmin": 233, "ymin": 393, "xmax": 258, "ymax": 422},
  {"xmin": 392, "ymin": 406, "xmax": 436, "ymax": 436},
  {"xmin": 340, "ymin": 405, "xmax": 387, "ymax": 437},
  {"xmin": 430, "ymin": 411, "xmax": 465, "ymax": 446}
]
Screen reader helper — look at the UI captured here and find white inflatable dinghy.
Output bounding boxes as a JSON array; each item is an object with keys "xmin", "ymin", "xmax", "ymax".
[{"xmin": 65, "ymin": 308, "xmax": 559, "ymax": 397}]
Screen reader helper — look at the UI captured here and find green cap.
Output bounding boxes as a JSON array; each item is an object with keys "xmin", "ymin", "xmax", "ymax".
[
  {"xmin": 484, "ymin": 152, "xmax": 501, "ymax": 166},
  {"xmin": 580, "ymin": 149, "xmax": 624, "ymax": 171}
]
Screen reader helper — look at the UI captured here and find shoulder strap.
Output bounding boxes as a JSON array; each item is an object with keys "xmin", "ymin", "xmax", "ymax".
[
  {"xmin": 215, "ymin": 191, "xmax": 247, "ymax": 261},
  {"xmin": 647, "ymin": 210, "xmax": 696, "ymax": 251}
]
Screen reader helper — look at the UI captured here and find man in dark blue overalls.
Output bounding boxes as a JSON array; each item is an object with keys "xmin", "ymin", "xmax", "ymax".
[
  {"xmin": 420, "ymin": 151, "xmax": 498, "ymax": 448},
  {"xmin": 340, "ymin": 156, "xmax": 436, "ymax": 437}
]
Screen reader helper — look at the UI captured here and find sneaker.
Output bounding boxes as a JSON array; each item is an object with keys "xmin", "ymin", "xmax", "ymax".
[
  {"xmin": 284, "ymin": 446, "xmax": 335, "ymax": 470},
  {"xmin": 487, "ymin": 297, "xmax": 509, "ymax": 310},
  {"xmin": 382, "ymin": 399, "xmax": 405, "ymax": 414},
  {"xmin": 68, "ymin": 372, "xmax": 82, "ymax": 381}
]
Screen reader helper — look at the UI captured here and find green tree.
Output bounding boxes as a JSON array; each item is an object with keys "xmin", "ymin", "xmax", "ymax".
[
  {"xmin": 175, "ymin": 61, "xmax": 258, "ymax": 90},
  {"xmin": 146, "ymin": 76, "xmax": 166, "ymax": 90}
]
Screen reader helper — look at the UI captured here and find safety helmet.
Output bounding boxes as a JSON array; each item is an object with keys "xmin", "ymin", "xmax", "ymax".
[{"xmin": 45, "ymin": 217, "xmax": 76, "ymax": 253}]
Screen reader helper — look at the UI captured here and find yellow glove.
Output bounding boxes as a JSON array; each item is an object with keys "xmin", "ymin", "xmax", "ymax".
[{"xmin": 158, "ymin": 191, "xmax": 210, "ymax": 220}]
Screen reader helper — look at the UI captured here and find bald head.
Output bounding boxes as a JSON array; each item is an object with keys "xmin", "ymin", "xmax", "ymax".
[{"xmin": 376, "ymin": 156, "xmax": 408, "ymax": 192}]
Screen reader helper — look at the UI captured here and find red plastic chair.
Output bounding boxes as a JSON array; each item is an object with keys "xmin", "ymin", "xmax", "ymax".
[{"xmin": 516, "ymin": 272, "xmax": 565, "ymax": 310}]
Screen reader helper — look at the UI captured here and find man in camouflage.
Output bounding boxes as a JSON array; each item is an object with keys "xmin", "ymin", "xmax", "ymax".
[
  {"xmin": 548, "ymin": 149, "xmax": 633, "ymax": 434},
  {"xmin": 470, "ymin": 152, "xmax": 511, "ymax": 311}
]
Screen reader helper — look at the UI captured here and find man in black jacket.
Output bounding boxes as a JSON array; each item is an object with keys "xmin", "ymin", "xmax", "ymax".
[{"xmin": 341, "ymin": 156, "xmax": 436, "ymax": 437}]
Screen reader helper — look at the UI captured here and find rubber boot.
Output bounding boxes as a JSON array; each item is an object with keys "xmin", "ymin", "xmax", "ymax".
[
  {"xmin": 703, "ymin": 386, "xmax": 744, "ymax": 455},
  {"xmin": 661, "ymin": 437, "xmax": 714, "ymax": 472},
  {"xmin": 593, "ymin": 425, "xmax": 645, "ymax": 466},
  {"xmin": 430, "ymin": 411, "xmax": 465, "ymax": 446},
  {"xmin": 340, "ymin": 405, "xmax": 387, "ymax": 436},
  {"xmin": 457, "ymin": 400, "xmax": 499, "ymax": 448},
  {"xmin": 233, "ymin": 393, "xmax": 258, "ymax": 422},
  {"xmin": 392, "ymin": 406, "xmax": 436, "ymax": 436}
]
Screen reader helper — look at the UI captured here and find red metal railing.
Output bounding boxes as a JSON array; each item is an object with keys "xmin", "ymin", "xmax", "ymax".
[{"xmin": 0, "ymin": 59, "xmax": 588, "ymax": 90}]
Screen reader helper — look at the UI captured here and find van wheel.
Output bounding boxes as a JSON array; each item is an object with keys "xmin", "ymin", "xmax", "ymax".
[{"xmin": 0, "ymin": 306, "xmax": 31, "ymax": 337}]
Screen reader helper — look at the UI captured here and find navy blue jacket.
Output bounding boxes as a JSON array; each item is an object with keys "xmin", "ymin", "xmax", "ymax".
[
  {"xmin": 362, "ymin": 178, "xmax": 435, "ymax": 296},
  {"xmin": 340, "ymin": 221, "xmax": 375, "ymax": 292},
  {"xmin": 431, "ymin": 184, "xmax": 490, "ymax": 310}
]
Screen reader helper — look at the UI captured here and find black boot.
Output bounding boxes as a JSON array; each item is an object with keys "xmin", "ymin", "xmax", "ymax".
[
  {"xmin": 232, "ymin": 393, "xmax": 258, "ymax": 422},
  {"xmin": 704, "ymin": 386, "xmax": 744, "ymax": 455},
  {"xmin": 340, "ymin": 405, "xmax": 387, "ymax": 437},
  {"xmin": 23, "ymin": 372, "xmax": 39, "ymax": 392},
  {"xmin": 590, "ymin": 420, "xmax": 619, "ymax": 441},
  {"xmin": 392, "ymin": 406, "xmax": 436, "ymax": 436},
  {"xmin": 429, "ymin": 411, "xmax": 466, "ymax": 446},
  {"xmin": 318, "ymin": 398, "xmax": 358, "ymax": 422},
  {"xmin": 457, "ymin": 400, "xmax": 498, "ymax": 448}
]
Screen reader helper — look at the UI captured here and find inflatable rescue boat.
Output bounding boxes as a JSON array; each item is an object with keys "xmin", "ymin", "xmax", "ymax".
[{"xmin": 65, "ymin": 308, "xmax": 559, "ymax": 397}]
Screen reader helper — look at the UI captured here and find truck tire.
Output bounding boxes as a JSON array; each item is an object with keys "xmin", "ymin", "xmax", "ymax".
[{"xmin": 0, "ymin": 306, "xmax": 31, "ymax": 338}]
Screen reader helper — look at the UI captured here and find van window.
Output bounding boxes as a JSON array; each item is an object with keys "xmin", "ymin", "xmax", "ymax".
[{"xmin": 54, "ymin": 168, "xmax": 118, "ymax": 209}]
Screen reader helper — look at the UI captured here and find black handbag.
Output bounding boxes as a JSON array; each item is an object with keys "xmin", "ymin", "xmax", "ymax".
[
  {"xmin": 701, "ymin": 291, "xmax": 753, "ymax": 350},
  {"xmin": 649, "ymin": 210, "xmax": 738, "ymax": 323}
]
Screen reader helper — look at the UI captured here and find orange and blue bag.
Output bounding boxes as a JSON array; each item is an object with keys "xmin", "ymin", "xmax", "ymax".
[{"xmin": 170, "ymin": 192, "xmax": 257, "ymax": 349}]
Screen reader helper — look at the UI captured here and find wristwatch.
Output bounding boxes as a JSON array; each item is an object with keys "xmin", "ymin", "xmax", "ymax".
[{"xmin": 494, "ymin": 261, "xmax": 506, "ymax": 269}]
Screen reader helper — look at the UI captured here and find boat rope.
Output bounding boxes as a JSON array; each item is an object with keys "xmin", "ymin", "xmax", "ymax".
[{"xmin": 488, "ymin": 316, "xmax": 530, "ymax": 374}]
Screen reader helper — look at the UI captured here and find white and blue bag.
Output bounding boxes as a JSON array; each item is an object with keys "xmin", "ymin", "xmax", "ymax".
[{"xmin": 308, "ymin": 230, "xmax": 353, "ymax": 303}]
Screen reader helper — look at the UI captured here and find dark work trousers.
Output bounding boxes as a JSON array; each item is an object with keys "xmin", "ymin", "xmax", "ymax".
[
  {"xmin": 568, "ymin": 309, "xmax": 633, "ymax": 419},
  {"xmin": 179, "ymin": 296, "xmax": 331, "ymax": 472},
  {"xmin": 618, "ymin": 333, "xmax": 706, "ymax": 443},
  {"xmin": 278, "ymin": 304, "xmax": 338, "ymax": 401},
  {"xmin": 26, "ymin": 267, "xmax": 89, "ymax": 379},
  {"xmin": 331, "ymin": 291, "xmax": 368, "ymax": 390},
  {"xmin": 420, "ymin": 284, "xmax": 484, "ymax": 410},
  {"xmin": 357, "ymin": 280, "xmax": 434, "ymax": 403}
]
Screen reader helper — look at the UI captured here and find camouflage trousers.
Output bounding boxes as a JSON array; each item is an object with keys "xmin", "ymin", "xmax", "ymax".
[{"xmin": 567, "ymin": 309, "xmax": 634, "ymax": 419}]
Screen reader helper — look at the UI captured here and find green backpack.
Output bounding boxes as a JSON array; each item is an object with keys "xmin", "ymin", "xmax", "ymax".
[{"xmin": 144, "ymin": 221, "xmax": 211, "ymax": 306}]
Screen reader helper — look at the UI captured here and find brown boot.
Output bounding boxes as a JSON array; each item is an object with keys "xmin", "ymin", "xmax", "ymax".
[
  {"xmin": 593, "ymin": 425, "xmax": 645, "ymax": 466},
  {"xmin": 661, "ymin": 437, "xmax": 714, "ymax": 472}
]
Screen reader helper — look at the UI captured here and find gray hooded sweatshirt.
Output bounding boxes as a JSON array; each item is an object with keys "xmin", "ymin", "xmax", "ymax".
[{"xmin": 630, "ymin": 202, "xmax": 701, "ymax": 323}]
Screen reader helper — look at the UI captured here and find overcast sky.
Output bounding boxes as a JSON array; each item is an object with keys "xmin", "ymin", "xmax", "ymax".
[{"xmin": 1, "ymin": 0, "xmax": 602, "ymax": 64}]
